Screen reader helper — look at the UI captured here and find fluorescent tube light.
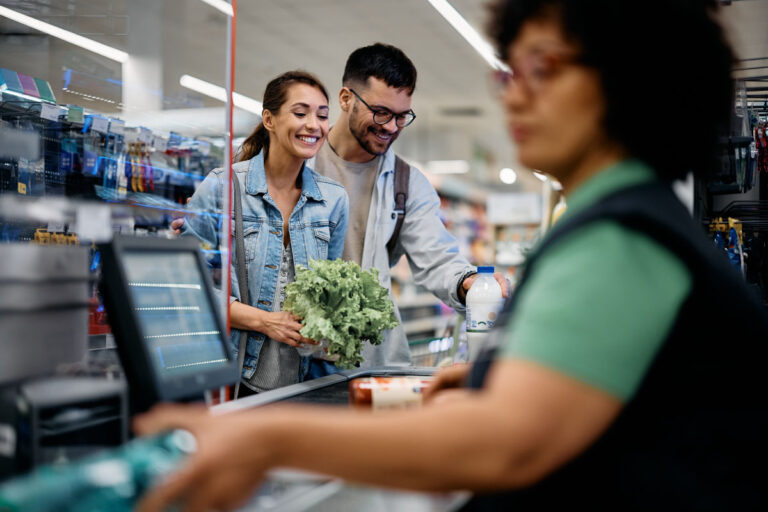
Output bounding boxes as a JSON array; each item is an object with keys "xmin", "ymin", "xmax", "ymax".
[
  {"xmin": 533, "ymin": 171, "xmax": 548, "ymax": 182},
  {"xmin": 0, "ymin": 6, "xmax": 129, "ymax": 63},
  {"xmin": 199, "ymin": 0, "xmax": 234, "ymax": 17},
  {"xmin": 426, "ymin": 160, "xmax": 470, "ymax": 174},
  {"xmin": 232, "ymin": 92, "xmax": 262, "ymax": 116},
  {"xmin": 179, "ymin": 75, "xmax": 263, "ymax": 115},
  {"xmin": 426, "ymin": 0, "xmax": 506, "ymax": 70}
]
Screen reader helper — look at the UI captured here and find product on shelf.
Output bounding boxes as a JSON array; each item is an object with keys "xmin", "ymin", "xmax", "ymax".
[{"xmin": 1, "ymin": 68, "xmax": 221, "ymax": 238}]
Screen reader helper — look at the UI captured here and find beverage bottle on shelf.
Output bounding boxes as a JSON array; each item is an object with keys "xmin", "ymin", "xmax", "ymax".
[
  {"xmin": 0, "ymin": 430, "xmax": 196, "ymax": 512},
  {"xmin": 117, "ymin": 144, "xmax": 130, "ymax": 199},
  {"xmin": 465, "ymin": 266, "xmax": 503, "ymax": 361}
]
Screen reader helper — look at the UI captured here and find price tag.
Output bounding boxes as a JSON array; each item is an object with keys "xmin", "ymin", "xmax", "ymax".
[
  {"xmin": 153, "ymin": 136, "xmax": 168, "ymax": 152},
  {"xmin": 75, "ymin": 204, "xmax": 112, "ymax": 242},
  {"xmin": 109, "ymin": 119, "xmax": 125, "ymax": 135},
  {"xmin": 123, "ymin": 128, "xmax": 139, "ymax": 144},
  {"xmin": 139, "ymin": 127, "xmax": 153, "ymax": 143},
  {"xmin": 47, "ymin": 222, "xmax": 66, "ymax": 233},
  {"xmin": 66, "ymin": 106, "xmax": 84, "ymax": 124},
  {"xmin": 91, "ymin": 117, "xmax": 109, "ymax": 134},
  {"xmin": 40, "ymin": 103, "xmax": 61, "ymax": 121}
]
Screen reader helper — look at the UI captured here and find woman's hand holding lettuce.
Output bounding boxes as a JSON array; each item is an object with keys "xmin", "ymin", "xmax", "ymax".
[{"xmin": 283, "ymin": 259, "xmax": 398, "ymax": 369}]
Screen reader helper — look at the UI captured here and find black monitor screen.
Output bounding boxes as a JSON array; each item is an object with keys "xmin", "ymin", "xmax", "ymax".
[{"xmin": 122, "ymin": 250, "xmax": 229, "ymax": 379}]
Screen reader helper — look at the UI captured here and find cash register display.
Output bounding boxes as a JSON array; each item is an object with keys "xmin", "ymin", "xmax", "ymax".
[{"xmin": 121, "ymin": 250, "xmax": 229, "ymax": 379}]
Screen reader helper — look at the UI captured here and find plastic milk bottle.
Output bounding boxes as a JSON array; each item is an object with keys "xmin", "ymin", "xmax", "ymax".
[{"xmin": 465, "ymin": 266, "xmax": 503, "ymax": 361}]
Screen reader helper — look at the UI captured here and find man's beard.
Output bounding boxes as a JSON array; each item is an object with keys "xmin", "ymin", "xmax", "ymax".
[{"xmin": 349, "ymin": 106, "xmax": 396, "ymax": 156}]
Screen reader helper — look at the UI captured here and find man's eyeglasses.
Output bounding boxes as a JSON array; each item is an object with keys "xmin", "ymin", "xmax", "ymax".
[
  {"xmin": 490, "ymin": 50, "xmax": 582, "ymax": 97},
  {"xmin": 349, "ymin": 88, "xmax": 416, "ymax": 128}
]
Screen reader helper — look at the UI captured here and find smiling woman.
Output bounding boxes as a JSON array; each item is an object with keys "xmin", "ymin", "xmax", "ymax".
[
  {"xmin": 176, "ymin": 71, "xmax": 349, "ymax": 394},
  {"xmin": 235, "ymin": 71, "xmax": 331, "ymax": 163}
]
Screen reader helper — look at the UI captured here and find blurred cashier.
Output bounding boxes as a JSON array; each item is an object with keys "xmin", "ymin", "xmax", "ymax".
[{"xmin": 137, "ymin": 1, "xmax": 768, "ymax": 510}]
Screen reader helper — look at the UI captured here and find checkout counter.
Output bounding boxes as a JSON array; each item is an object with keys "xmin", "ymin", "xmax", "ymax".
[
  {"xmin": 215, "ymin": 368, "xmax": 469, "ymax": 512},
  {"xmin": 0, "ymin": 237, "xmax": 471, "ymax": 510}
]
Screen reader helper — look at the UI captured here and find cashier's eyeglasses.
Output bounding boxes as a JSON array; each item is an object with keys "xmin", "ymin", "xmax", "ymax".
[
  {"xmin": 348, "ymin": 88, "xmax": 416, "ymax": 128},
  {"xmin": 490, "ymin": 49, "xmax": 584, "ymax": 97}
]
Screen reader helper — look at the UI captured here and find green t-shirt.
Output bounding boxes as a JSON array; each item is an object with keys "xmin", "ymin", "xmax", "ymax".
[{"xmin": 500, "ymin": 160, "xmax": 692, "ymax": 401}]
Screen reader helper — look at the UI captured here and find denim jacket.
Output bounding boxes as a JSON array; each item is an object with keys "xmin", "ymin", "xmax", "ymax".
[
  {"xmin": 182, "ymin": 151, "xmax": 348, "ymax": 380},
  {"xmin": 308, "ymin": 147, "xmax": 474, "ymax": 367}
]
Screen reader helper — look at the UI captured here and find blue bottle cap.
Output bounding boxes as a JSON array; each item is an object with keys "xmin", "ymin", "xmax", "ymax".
[{"xmin": 477, "ymin": 266, "xmax": 494, "ymax": 273}]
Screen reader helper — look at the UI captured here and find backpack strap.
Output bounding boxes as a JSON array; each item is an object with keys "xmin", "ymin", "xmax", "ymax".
[{"xmin": 387, "ymin": 156, "xmax": 410, "ymax": 259}]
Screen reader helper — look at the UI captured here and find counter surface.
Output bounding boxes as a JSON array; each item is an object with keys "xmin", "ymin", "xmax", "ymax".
[{"xmin": 212, "ymin": 368, "xmax": 469, "ymax": 512}]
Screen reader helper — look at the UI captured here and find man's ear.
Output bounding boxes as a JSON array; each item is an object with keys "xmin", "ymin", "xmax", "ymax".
[{"xmin": 339, "ymin": 87, "xmax": 353, "ymax": 113}]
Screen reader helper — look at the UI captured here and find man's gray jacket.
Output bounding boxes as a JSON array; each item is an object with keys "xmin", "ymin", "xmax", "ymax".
[{"xmin": 309, "ymin": 147, "xmax": 474, "ymax": 367}]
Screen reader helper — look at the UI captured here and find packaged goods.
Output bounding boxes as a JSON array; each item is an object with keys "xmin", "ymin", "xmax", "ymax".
[
  {"xmin": 349, "ymin": 376, "xmax": 433, "ymax": 410},
  {"xmin": 0, "ymin": 430, "xmax": 195, "ymax": 512}
]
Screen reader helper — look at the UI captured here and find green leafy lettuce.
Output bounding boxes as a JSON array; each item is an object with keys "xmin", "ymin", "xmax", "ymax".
[{"xmin": 283, "ymin": 259, "xmax": 398, "ymax": 369}]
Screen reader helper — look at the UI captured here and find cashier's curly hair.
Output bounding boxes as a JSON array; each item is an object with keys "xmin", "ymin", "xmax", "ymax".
[
  {"xmin": 486, "ymin": 0, "xmax": 735, "ymax": 181},
  {"xmin": 236, "ymin": 71, "xmax": 329, "ymax": 162}
]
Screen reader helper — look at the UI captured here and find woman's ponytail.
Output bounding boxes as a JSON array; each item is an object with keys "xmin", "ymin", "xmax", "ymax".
[{"xmin": 235, "ymin": 123, "xmax": 269, "ymax": 163}]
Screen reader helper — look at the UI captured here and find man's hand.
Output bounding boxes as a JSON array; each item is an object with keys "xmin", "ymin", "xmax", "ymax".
[
  {"xmin": 135, "ymin": 405, "xmax": 272, "ymax": 512},
  {"xmin": 461, "ymin": 272, "xmax": 511, "ymax": 300},
  {"xmin": 170, "ymin": 217, "xmax": 185, "ymax": 235}
]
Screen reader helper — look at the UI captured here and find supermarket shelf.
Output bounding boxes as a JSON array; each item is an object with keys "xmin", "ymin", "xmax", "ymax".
[{"xmin": 0, "ymin": 193, "xmax": 211, "ymax": 236}]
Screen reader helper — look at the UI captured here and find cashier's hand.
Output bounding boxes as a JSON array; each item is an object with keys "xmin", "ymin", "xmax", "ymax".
[
  {"xmin": 460, "ymin": 272, "xmax": 510, "ymax": 301},
  {"xmin": 135, "ymin": 404, "xmax": 269, "ymax": 512},
  {"xmin": 171, "ymin": 217, "xmax": 185, "ymax": 235},
  {"xmin": 422, "ymin": 363, "xmax": 472, "ymax": 404},
  {"xmin": 259, "ymin": 311, "xmax": 316, "ymax": 348}
]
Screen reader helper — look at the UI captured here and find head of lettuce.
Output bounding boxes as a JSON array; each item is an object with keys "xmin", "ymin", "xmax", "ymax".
[{"xmin": 282, "ymin": 259, "xmax": 399, "ymax": 369}]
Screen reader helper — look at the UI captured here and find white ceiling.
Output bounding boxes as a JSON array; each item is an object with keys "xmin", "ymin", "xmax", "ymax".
[{"xmin": 1, "ymin": 0, "xmax": 767, "ymax": 192}]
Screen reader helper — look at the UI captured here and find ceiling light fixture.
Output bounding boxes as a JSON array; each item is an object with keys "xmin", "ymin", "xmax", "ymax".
[
  {"xmin": 0, "ymin": 6, "xmax": 129, "ymax": 63},
  {"xmin": 198, "ymin": 0, "xmax": 234, "ymax": 17},
  {"xmin": 179, "ymin": 75, "xmax": 262, "ymax": 115},
  {"xmin": 426, "ymin": 0, "xmax": 507, "ymax": 70},
  {"xmin": 499, "ymin": 167, "xmax": 517, "ymax": 184}
]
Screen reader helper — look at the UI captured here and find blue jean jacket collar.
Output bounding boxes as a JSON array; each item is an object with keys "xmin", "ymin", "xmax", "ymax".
[{"xmin": 246, "ymin": 150, "xmax": 324, "ymax": 202}]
